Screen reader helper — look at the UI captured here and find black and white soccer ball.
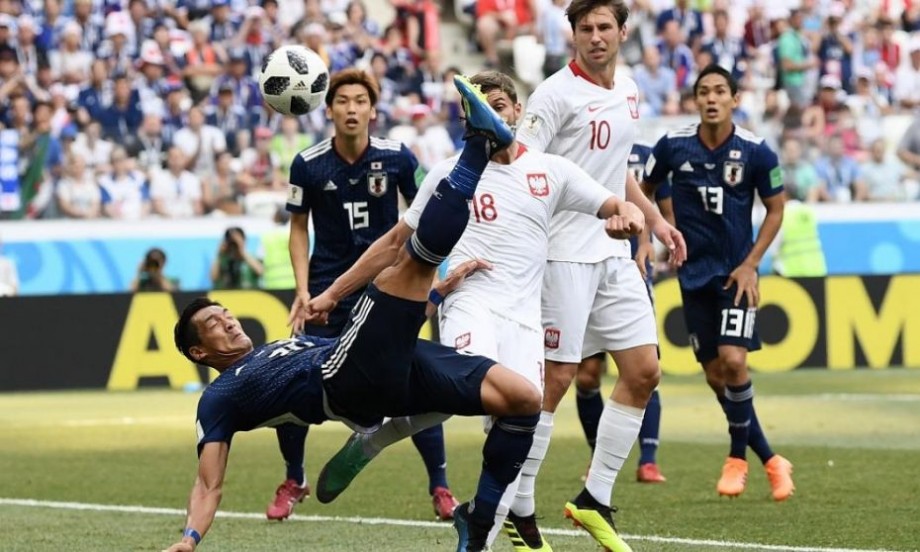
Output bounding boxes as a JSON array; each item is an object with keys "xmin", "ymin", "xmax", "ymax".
[{"xmin": 259, "ymin": 45, "xmax": 330, "ymax": 116}]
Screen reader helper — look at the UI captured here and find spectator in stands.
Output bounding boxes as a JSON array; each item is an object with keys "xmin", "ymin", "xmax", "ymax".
[
  {"xmin": 99, "ymin": 145, "xmax": 150, "ymax": 220},
  {"xmin": 893, "ymin": 37, "xmax": 920, "ymax": 111},
  {"xmin": 73, "ymin": 0, "xmax": 105, "ymax": 53},
  {"xmin": 127, "ymin": 0, "xmax": 155, "ymax": 55},
  {"xmin": 781, "ymin": 136, "xmax": 826, "ymax": 202},
  {"xmin": 326, "ymin": 13, "xmax": 364, "ymax": 72},
  {"xmin": 743, "ymin": 0, "xmax": 772, "ymax": 50},
  {"xmin": 368, "ymin": 51, "xmax": 398, "ymax": 129},
  {"xmin": 37, "ymin": 0, "xmax": 67, "ymax": 52},
  {"xmin": 802, "ymin": 75, "xmax": 845, "ymax": 147},
  {"xmin": 378, "ymin": 24, "xmax": 414, "ymax": 86},
  {"xmin": 98, "ymin": 73, "xmax": 143, "ymax": 148},
  {"xmin": 19, "ymin": 100, "xmax": 63, "ymax": 219},
  {"xmin": 0, "ymin": 15, "xmax": 15, "ymax": 49},
  {"xmin": 540, "ymin": 0, "xmax": 573, "ymax": 78},
  {"xmin": 406, "ymin": 50, "xmax": 444, "ymax": 107},
  {"xmin": 817, "ymin": 3, "xmax": 855, "ymax": 94},
  {"xmin": 135, "ymin": 40, "xmax": 169, "ymax": 117},
  {"xmin": 206, "ymin": 0, "xmax": 239, "ymax": 44},
  {"xmin": 776, "ymin": 9, "xmax": 817, "ymax": 110},
  {"xmin": 238, "ymin": 126, "xmax": 280, "ymax": 191},
  {"xmin": 405, "ymin": 103, "xmax": 455, "ymax": 171},
  {"xmin": 846, "ymin": 68, "xmax": 890, "ymax": 144},
  {"xmin": 206, "ymin": 82, "xmax": 248, "ymax": 156},
  {"xmin": 656, "ymin": 0, "xmax": 703, "ymax": 51},
  {"xmin": 903, "ymin": 2, "xmax": 920, "ymax": 33},
  {"xmin": 131, "ymin": 247, "xmax": 175, "ymax": 292},
  {"xmin": 237, "ymin": 6, "xmax": 274, "ymax": 74},
  {"xmin": 150, "ymin": 20, "xmax": 184, "ymax": 79},
  {"xmin": 130, "ymin": 113, "xmax": 168, "ymax": 174},
  {"xmin": 634, "ymin": 45, "xmax": 679, "ymax": 117},
  {"xmin": 658, "ymin": 19, "xmax": 695, "ymax": 91},
  {"xmin": 150, "ymin": 146, "xmax": 203, "ymax": 218},
  {"xmin": 703, "ymin": 10, "xmax": 750, "ymax": 85},
  {"xmin": 213, "ymin": 46, "xmax": 263, "ymax": 126},
  {"xmin": 475, "ymin": 0, "xmax": 537, "ymax": 69},
  {"xmin": 50, "ymin": 21, "xmax": 93, "ymax": 85},
  {"xmin": 173, "ymin": 105, "xmax": 227, "ymax": 180},
  {"xmin": 56, "ymin": 154, "xmax": 102, "ymax": 219},
  {"xmin": 98, "ymin": 12, "xmax": 135, "ymax": 75},
  {"xmin": 897, "ymin": 113, "xmax": 920, "ymax": 176},
  {"xmin": 346, "ymin": 0, "xmax": 381, "ymax": 39},
  {"xmin": 71, "ymin": 121, "xmax": 114, "ymax": 175},
  {"xmin": 814, "ymin": 133, "xmax": 867, "ymax": 202},
  {"xmin": 270, "ymin": 117, "xmax": 313, "ymax": 180},
  {"xmin": 202, "ymin": 150, "xmax": 243, "ymax": 215},
  {"xmin": 160, "ymin": 82, "xmax": 188, "ymax": 147},
  {"xmin": 0, "ymin": 232, "xmax": 19, "ymax": 296},
  {"xmin": 75, "ymin": 59, "xmax": 110, "ymax": 125},
  {"xmin": 301, "ymin": 22, "xmax": 332, "ymax": 69},
  {"xmin": 878, "ymin": 18, "xmax": 899, "ymax": 92},
  {"xmin": 211, "ymin": 226, "xmax": 263, "ymax": 290},
  {"xmin": 861, "ymin": 138, "xmax": 911, "ymax": 201},
  {"xmin": 183, "ymin": 19, "xmax": 226, "ymax": 101},
  {"xmin": 14, "ymin": 15, "xmax": 46, "ymax": 77}
]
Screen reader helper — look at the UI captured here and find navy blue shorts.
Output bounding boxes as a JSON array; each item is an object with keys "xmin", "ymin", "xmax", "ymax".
[
  {"xmin": 680, "ymin": 277, "xmax": 761, "ymax": 364},
  {"xmin": 321, "ymin": 284, "xmax": 494, "ymax": 427}
]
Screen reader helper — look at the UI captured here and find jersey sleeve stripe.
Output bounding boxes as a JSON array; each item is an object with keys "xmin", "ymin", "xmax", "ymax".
[{"xmin": 299, "ymin": 138, "xmax": 333, "ymax": 162}]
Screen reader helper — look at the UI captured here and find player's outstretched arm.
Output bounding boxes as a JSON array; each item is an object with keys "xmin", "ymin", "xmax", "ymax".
[
  {"xmin": 288, "ymin": 212, "xmax": 312, "ymax": 333},
  {"xmin": 425, "ymin": 258, "xmax": 493, "ymax": 317},
  {"xmin": 726, "ymin": 193, "xmax": 784, "ymax": 308},
  {"xmin": 308, "ymin": 220, "xmax": 415, "ymax": 321},
  {"xmin": 627, "ymin": 174, "xmax": 686, "ymax": 267},
  {"xmin": 163, "ymin": 442, "xmax": 229, "ymax": 552}
]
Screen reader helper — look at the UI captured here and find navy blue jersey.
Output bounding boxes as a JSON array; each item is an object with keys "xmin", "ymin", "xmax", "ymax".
[
  {"xmin": 628, "ymin": 143, "xmax": 672, "ymax": 260},
  {"xmin": 286, "ymin": 137, "xmax": 423, "ymax": 327},
  {"xmin": 195, "ymin": 336, "xmax": 337, "ymax": 455},
  {"xmin": 644, "ymin": 124, "xmax": 783, "ymax": 290}
]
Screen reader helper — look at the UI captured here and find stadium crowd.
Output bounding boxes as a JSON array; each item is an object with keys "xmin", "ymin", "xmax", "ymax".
[{"xmin": 0, "ymin": 0, "xmax": 919, "ymax": 225}]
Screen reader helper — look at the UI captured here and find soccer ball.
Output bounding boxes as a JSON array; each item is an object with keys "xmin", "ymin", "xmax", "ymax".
[{"xmin": 259, "ymin": 45, "xmax": 330, "ymax": 116}]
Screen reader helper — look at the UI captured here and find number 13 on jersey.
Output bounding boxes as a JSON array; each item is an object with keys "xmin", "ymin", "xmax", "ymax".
[{"xmin": 697, "ymin": 186, "xmax": 724, "ymax": 215}]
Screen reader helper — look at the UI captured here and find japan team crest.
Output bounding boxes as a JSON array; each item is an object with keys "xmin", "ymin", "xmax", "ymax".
[
  {"xmin": 627, "ymin": 95, "xmax": 639, "ymax": 119},
  {"xmin": 723, "ymin": 161, "xmax": 744, "ymax": 186},
  {"xmin": 368, "ymin": 171, "xmax": 388, "ymax": 197},
  {"xmin": 527, "ymin": 173, "xmax": 549, "ymax": 197}
]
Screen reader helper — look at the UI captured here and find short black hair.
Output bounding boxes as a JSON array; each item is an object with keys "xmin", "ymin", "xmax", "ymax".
[
  {"xmin": 175, "ymin": 298, "xmax": 221, "ymax": 363},
  {"xmin": 693, "ymin": 64, "xmax": 738, "ymax": 96}
]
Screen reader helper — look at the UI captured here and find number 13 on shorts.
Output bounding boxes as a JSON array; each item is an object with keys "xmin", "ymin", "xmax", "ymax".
[{"xmin": 720, "ymin": 307, "xmax": 756, "ymax": 339}]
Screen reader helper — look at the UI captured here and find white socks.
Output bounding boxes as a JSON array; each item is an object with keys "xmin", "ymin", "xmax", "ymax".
[
  {"xmin": 585, "ymin": 400, "xmax": 644, "ymax": 506},
  {"xmin": 362, "ymin": 412, "xmax": 452, "ymax": 457},
  {"xmin": 487, "ymin": 411, "xmax": 554, "ymax": 546}
]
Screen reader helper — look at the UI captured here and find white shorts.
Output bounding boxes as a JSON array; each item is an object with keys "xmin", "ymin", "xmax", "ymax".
[
  {"xmin": 542, "ymin": 257, "xmax": 658, "ymax": 363},
  {"xmin": 439, "ymin": 295, "xmax": 544, "ymax": 396}
]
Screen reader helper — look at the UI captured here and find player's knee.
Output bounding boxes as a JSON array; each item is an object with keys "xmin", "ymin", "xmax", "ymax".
[
  {"xmin": 575, "ymin": 367, "xmax": 602, "ymax": 392},
  {"xmin": 720, "ymin": 350, "xmax": 748, "ymax": 377},
  {"xmin": 621, "ymin": 358, "xmax": 660, "ymax": 394},
  {"xmin": 508, "ymin": 383, "xmax": 542, "ymax": 416}
]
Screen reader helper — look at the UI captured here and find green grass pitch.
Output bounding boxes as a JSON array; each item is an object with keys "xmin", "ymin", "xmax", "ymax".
[{"xmin": 1, "ymin": 369, "xmax": 919, "ymax": 552}]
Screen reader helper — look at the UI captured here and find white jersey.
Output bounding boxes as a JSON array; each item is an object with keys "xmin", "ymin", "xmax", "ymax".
[
  {"xmin": 404, "ymin": 146, "xmax": 612, "ymax": 330},
  {"xmin": 516, "ymin": 61, "xmax": 640, "ymax": 263}
]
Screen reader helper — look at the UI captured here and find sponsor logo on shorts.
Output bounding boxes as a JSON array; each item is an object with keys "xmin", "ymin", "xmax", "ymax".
[
  {"xmin": 688, "ymin": 333, "xmax": 700, "ymax": 352},
  {"xmin": 544, "ymin": 328, "xmax": 561, "ymax": 349},
  {"xmin": 455, "ymin": 332, "xmax": 471, "ymax": 350}
]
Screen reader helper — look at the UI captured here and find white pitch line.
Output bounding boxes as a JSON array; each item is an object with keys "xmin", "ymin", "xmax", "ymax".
[{"xmin": 0, "ymin": 498, "xmax": 908, "ymax": 552}]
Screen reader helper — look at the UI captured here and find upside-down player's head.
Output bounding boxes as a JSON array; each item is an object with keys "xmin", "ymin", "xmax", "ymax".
[
  {"xmin": 693, "ymin": 64, "xmax": 739, "ymax": 127},
  {"xmin": 174, "ymin": 298, "xmax": 254, "ymax": 370},
  {"xmin": 470, "ymin": 70, "xmax": 522, "ymax": 128},
  {"xmin": 324, "ymin": 68, "xmax": 379, "ymax": 140},
  {"xmin": 565, "ymin": 0, "xmax": 629, "ymax": 74}
]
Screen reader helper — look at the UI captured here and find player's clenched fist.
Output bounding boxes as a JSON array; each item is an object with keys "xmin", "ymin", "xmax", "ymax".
[{"xmin": 605, "ymin": 202, "xmax": 644, "ymax": 239}]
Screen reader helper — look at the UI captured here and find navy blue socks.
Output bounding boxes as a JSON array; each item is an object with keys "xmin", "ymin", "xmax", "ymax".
[
  {"xmin": 638, "ymin": 389, "xmax": 662, "ymax": 465},
  {"xmin": 411, "ymin": 424, "xmax": 449, "ymax": 494}
]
